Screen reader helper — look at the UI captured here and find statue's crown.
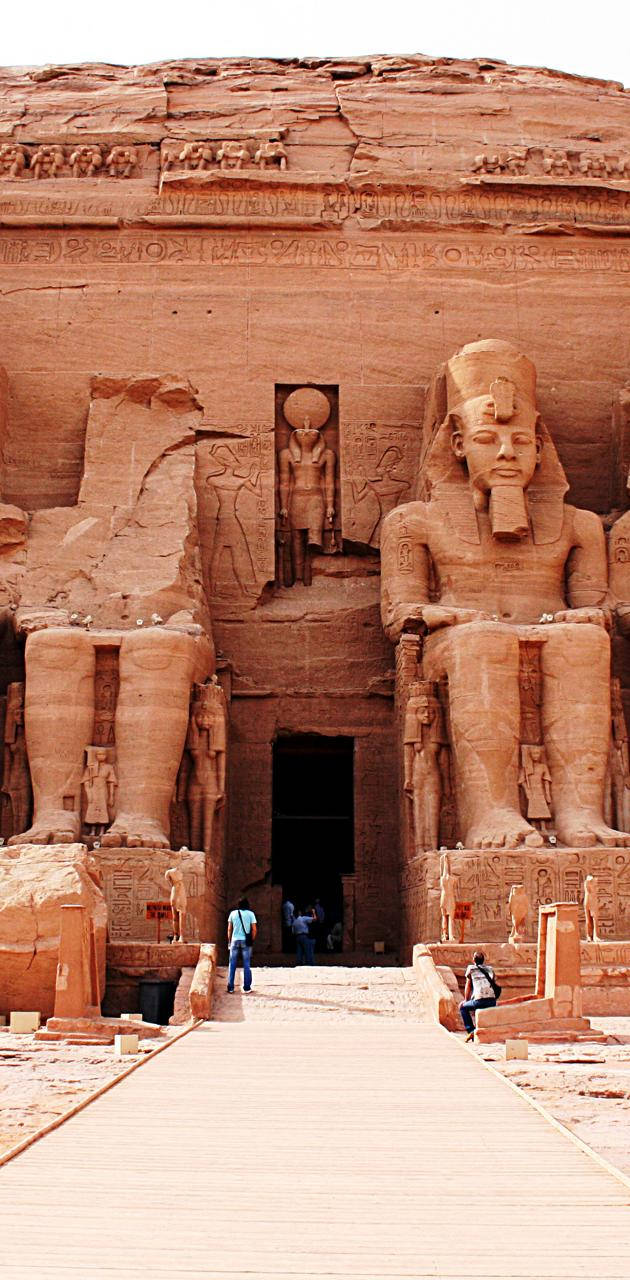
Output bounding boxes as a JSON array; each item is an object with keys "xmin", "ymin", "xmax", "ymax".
[{"xmin": 446, "ymin": 339, "xmax": 537, "ymax": 412}]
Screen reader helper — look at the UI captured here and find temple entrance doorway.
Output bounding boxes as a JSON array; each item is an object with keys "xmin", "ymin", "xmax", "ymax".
[{"xmin": 272, "ymin": 734, "xmax": 354, "ymax": 953}]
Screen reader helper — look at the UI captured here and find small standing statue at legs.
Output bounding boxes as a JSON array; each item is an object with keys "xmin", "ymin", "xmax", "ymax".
[
  {"xmin": 439, "ymin": 852, "xmax": 458, "ymax": 942},
  {"xmin": 165, "ymin": 864, "xmax": 187, "ymax": 944},
  {"xmin": 404, "ymin": 680, "xmax": 448, "ymax": 852},
  {"xmin": 584, "ymin": 874, "xmax": 600, "ymax": 942},
  {"xmin": 185, "ymin": 678, "xmax": 227, "ymax": 855},
  {"xmin": 81, "ymin": 746, "xmax": 117, "ymax": 838},
  {"xmin": 508, "ymin": 882, "xmax": 529, "ymax": 944}
]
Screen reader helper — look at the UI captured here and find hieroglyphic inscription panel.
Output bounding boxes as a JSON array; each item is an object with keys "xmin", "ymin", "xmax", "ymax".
[{"xmin": 97, "ymin": 846, "xmax": 206, "ymax": 941}]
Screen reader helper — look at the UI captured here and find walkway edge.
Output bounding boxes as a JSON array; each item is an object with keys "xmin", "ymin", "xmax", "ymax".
[
  {"xmin": 443, "ymin": 1025, "xmax": 630, "ymax": 1196},
  {"xmin": 0, "ymin": 1018, "xmax": 202, "ymax": 1172}
]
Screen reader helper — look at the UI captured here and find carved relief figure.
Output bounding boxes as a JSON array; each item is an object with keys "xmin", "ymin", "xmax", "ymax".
[
  {"xmin": 217, "ymin": 141, "xmax": 250, "ymax": 169},
  {"xmin": 584, "ymin": 874, "xmax": 600, "ymax": 942},
  {"xmin": 278, "ymin": 387, "xmax": 337, "ymax": 587},
  {"xmin": 254, "ymin": 137, "xmax": 287, "ymax": 169},
  {"xmin": 69, "ymin": 145, "xmax": 103, "ymax": 177},
  {"xmin": 105, "ymin": 146, "xmax": 137, "ymax": 177},
  {"xmin": 180, "ymin": 142, "xmax": 215, "ymax": 170},
  {"xmin": 403, "ymin": 679, "xmax": 448, "ymax": 852},
  {"xmin": 31, "ymin": 146, "xmax": 65, "ymax": 179},
  {"xmin": 351, "ymin": 446, "xmax": 411, "ymax": 547},
  {"xmin": 180, "ymin": 678, "xmax": 227, "ymax": 855},
  {"xmin": 206, "ymin": 444, "xmax": 261, "ymax": 597},
  {"xmin": 82, "ymin": 746, "xmax": 117, "ymax": 834},
  {"xmin": 0, "ymin": 144, "xmax": 26, "ymax": 178},
  {"xmin": 508, "ymin": 883, "xmax": 529, "ymax": 944},
  {"xmin": 1, "ymin": 682, "xmax": 32, "ymax": 838},
  {"xmin": 519, "ymin": 745, "xmax": 552, "ymax": 826},
  {"xmin": 165, "ymin": 864, "xmax": 187, "ymax": 943},
  {"xmin": 382, "ymin": 338, "xmax": 627, "ymax": 851},
  {"xmin": 439, "ymin": 852, "xmax": 458, "ymax": 942}
]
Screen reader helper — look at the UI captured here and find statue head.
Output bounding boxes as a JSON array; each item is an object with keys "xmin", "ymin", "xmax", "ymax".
[{"xmin": 447, "ymin": 340, "xmax": 541, "ymax": 498}]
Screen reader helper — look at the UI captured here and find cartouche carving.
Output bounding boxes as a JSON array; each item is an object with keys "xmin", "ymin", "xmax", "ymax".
[
  {"xmin": 382, "ymin": 338, "xmax": 626, "ymax": 850},
  {"xmin": 278, "ymin": 387, "xmax": 337, "ymax": 587}
]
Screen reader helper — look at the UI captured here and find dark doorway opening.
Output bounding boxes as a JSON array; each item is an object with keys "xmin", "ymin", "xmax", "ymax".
[{"xmin": 272, "ymin": 734, "xmax": 354, "ymax": 952}]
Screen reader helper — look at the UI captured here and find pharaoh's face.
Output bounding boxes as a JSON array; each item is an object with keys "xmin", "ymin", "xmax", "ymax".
[{"xmin": 451, "ymin": 396, "xmax": 541, "ymax": 494}]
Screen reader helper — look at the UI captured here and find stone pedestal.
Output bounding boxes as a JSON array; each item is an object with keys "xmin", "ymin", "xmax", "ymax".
[
  {"xmin": 95, "ymin": 845, "xmax": 216, "ymax": 942},
  {"xmin": 402, "ymin": 845, "xmax": 630, "ymax": 957}
]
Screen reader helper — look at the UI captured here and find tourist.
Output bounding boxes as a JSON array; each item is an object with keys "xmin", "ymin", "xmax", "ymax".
[
  {"xmin": 282, "ymin": 896, "xmax": 295, "ymax": 952},
  {"xmin": 326, "ymin": 920, "xmax": 343, "ymax": 952},
  {"xmin": 459, "ymin": 950, "xmax": 499, "ymax": 1041},
  {"xmin": 226, "ymin": 896, "xmax": 257, "ymax": 993},
  {"xmin": 313, "ymin": 898, "xmax": 325, "ymax": 951},
  {"xmin": 293, "ymin": 906, "xmax": 316, "ymax": 965}
]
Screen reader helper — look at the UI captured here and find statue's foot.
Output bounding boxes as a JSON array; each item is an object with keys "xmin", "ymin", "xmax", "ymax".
[
  {"xmin": 101, "ymin": 814, "xmax": 171, "ymax": 849},
  {"xmin": 467, "ymin": 812, "xmax": 544, "ymax": 850},
  {"xmin": 556, "ymin": 815, "xmax": 630, "ymax": 848},
  {"xmin": 8, "ymin": 811, "xmax": 81, "ymax": 845}
]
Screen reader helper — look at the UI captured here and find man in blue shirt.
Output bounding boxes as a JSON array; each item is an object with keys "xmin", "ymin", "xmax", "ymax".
[{"xmin": 226, "ymin": 897, "xmax": 257, "ymax": 993}]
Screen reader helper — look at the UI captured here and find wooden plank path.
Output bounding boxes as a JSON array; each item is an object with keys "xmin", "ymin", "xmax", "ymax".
[{"xmin": 1, "ymin": 967, "xmax": 630, "ymax": 1278}]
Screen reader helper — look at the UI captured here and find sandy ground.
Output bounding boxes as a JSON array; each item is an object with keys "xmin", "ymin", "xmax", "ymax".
[
  {"xmin": 0, "ymin": 1027, "xmax": 174, "ymax": 1157},
  {"xmin": 476, "ymin": 1017, "xmax": 630, "ymax": 1179}
]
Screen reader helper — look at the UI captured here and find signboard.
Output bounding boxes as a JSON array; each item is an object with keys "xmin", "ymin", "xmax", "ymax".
[
  {"xmin": 454, "ymin": 900, "xmax": 473, "ymax": 944},
  {"xmin": 146, "ymin": 902, "xmax": 171, "ymax": 921}
]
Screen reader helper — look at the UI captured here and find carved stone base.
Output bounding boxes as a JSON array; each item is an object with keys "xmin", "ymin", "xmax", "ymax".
[
  {"xmin": 401, "ymin": 845, "xmax": 630, "ymax": 956},
  {"xmin": 96, "ymin": 846, "xmax": 208, "ymax": 942}
]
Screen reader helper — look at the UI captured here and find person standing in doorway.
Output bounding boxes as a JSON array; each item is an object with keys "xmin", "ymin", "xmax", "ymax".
[
  {"xmin": 293, "ymin": 907, "xmax": 316, "ymax": 966},
  {"xmin": 282, "ymin": 896, "xmax": 295, "ymax": 952},
  {"xmin": 313, "ymin": 898, "xmax": 325, "ymax": 953},
  {"xmin": 227, "ymin": 896, "xmax": 257, "ymax": 993}
]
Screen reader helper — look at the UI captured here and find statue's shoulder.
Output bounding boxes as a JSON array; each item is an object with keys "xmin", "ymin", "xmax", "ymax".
[
  {"xmin": 567, "ymin": 503, "xmax": 606, "ymax": 543},
  {"xmin": 609, "ymin": 507, "xmax": 630, "ymax": 538},
  {"xmin": 382, "ymin": 500, "xmax": 431, "ymax": 537}
]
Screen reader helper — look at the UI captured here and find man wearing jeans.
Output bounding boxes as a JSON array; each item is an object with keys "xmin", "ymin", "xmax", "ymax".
[
  {"xmin": 226, "ymin": 896, "xmax": 257, "ymax": 993},
  {"xmin": 459, "ymin": 950, "xmax": 497, "ymax": 1041}
]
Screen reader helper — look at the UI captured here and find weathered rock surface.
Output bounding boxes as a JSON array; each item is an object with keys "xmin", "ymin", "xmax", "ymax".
[{"xmin": 0, "ymin": 844, "xmax": 107, "ymax": 1018}]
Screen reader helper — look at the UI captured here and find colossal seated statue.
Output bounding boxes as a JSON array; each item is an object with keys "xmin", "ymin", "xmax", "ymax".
[
  {"xmin": 0, "ymin": 375, "xmax": 216, "ymax": 849},
  {"xmin": 381, "ymin": 339, "xmax": 628, "ymax": 851}
]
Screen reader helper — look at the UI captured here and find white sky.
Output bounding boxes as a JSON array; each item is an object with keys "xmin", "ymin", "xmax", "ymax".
[{"xmin": 2, "ymin": 0, "xmax": 630, "ymax": 88}]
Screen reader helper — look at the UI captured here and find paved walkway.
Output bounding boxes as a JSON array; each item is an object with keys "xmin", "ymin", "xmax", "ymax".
[{"xmin": 1, "ymin": 967, "xmax": 630, "ymax": 1278}]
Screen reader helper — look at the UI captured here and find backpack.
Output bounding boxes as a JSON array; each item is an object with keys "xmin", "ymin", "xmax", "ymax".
[{"xmin": 476, "ymin": 963, "xmax": 501, "ymax": 1001}]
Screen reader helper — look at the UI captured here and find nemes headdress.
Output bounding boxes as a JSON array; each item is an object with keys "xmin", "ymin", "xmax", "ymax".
[{"xmin": 423, "ymin": 338, "xmax": 568, "ymax": 544}]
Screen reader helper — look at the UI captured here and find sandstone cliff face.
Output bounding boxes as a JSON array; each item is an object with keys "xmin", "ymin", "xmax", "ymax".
[{"xmin": 0, "ymin": 844, "xmax": 107, "ymax": 1017}]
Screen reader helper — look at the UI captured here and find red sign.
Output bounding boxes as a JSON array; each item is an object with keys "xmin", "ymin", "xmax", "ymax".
[
  {"xmin": 454, "ymin": 901, "xmax": 473, "ymax": 921},
  {"xmin": 146, "ymin": 901, "xmax": 171, "ymax": 921}
]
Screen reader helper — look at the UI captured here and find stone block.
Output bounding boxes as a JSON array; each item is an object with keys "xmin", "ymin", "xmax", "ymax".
[
  {"xmin": 114, "ymin": 1033, "xmax": 139, "ymax": 1056},
  {"xmin": 373, "ymin": 941, "xmax": 385, "ymax": 954},
  {"xmin": 120, "ymin": 1012, "xmax": 143, "ymax": 1021},
  {"xmin": 10, "ymin": 1011, "xmax": 41, "ymax": 1032},
  {"xmin": 505, "ymin": 1039, "xmax": 528, "ymax": 1060}
]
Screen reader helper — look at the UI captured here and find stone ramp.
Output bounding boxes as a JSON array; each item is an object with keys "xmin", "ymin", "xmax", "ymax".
[
  {"xmin": 1, "ymin": 1000, "xmax": 630, "ymax": 1277},
  {"xmin": 213, "ymin": 963, "xmax": 426, "ymax": 1021}
]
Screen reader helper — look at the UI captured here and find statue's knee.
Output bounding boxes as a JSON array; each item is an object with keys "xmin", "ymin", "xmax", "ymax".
[
  {"xmin": 26, "ymin": 626, "xmax": 94, "ymax": 673},
  {"xmin": 120, "ymin": 626, "xmax": 195, "ymax": 674}
]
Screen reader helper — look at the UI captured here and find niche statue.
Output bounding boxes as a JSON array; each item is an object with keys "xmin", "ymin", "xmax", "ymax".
[
  {"xmin": 382, "ymin": 339, "xmax": 628, "ymax": 851},
  {"xmin": 278, "ymin": 387, "xmax": 336, "ymax": 587}
]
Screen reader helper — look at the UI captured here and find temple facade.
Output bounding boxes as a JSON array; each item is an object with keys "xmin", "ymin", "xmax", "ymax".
[{"xmin": 0, "ymin": 54, "xmax": 629, "ymax": 969}]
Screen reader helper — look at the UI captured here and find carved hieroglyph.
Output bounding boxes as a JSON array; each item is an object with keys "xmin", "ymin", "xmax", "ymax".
[{"xmin": 382, "ymin": 339, "xmax": 626, "ymax": 851}]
